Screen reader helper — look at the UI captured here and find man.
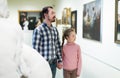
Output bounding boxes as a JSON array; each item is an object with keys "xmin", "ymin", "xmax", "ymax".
[
  {"xmin": 0, "ymin": 0, "xmax": 52, "ymax": 78},
  {"xmin": 32, "ymin": 6, "xmax": 62, "ymax": 78}
]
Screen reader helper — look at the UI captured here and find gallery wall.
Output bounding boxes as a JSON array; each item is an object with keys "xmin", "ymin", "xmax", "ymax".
[
  {"xmin": 56, "ymin": 0, "xmax": 120, "ymax": 69},
  {"xmin": 55, "ymin": 0, "xmax": 120, "ymax": 78}
]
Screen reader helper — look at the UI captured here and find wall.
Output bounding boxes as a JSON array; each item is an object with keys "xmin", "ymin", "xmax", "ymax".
[{"xmin": 55, "ymin": 0, "xmax": 120, "ymax": 78}]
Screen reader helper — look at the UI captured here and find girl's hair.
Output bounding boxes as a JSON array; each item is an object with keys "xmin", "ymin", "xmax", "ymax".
[{"xmin": 62, "ymin": 28, "xmax": 75, "ymax": 47}]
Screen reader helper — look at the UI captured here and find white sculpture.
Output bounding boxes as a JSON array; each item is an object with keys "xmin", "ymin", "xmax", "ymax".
[{"xmin": 0, "ymin": 0, "xmax": 52, "ymax": 78}]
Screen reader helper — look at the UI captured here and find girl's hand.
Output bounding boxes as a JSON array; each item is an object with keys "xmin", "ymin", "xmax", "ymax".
[{"xmin": 77, "ymin": 75, "xmax": 80, "ymax": 77}]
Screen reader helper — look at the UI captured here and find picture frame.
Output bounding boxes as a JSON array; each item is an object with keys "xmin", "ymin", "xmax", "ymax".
[
  {"xmin": 18, "ymin": 10, "xmax": 42, "ymax": 30},
  {"xmin": 83, "ymin": 0, "xmax": 101, "ymax": 41},
  {"xmin": 115, "ymin": 0, "xmax": 120, "ymax": 44},
  {"xmin": 62, "ymin": 8, "xmax": 71, "ymax": 25},
  {"xmin": 56, "ymin": 18, "xmax": 62, "ymax": 27},
  {"xmin": 71, "ymin": 10, "xmax": 77, "ymax": 33}
]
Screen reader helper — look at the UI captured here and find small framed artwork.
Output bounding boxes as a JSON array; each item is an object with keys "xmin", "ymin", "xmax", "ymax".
[
  {"xmin": 18, "ymin": 10, "xmax": 42, "ymax": 30},
  {"xmin": 115, "ymin": 0, "xmax": 120, "ymax": 44},
  {"xmin": 83, "ymin": 0, "xmax": 101, "ymax": 41},
  {"xmin": 62, "ymin": 8, "xmax": 71, "ymax": 25},
  {"xmin": 56, "ymin": 18, "xmax": 62, "ymax": 27},
  {"xmin": 71, "ymin": 10, "xmax": 77, "ymax": 33}
]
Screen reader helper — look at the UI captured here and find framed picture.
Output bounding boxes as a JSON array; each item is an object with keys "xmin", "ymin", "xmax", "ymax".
[
  {"xmin": 71, "ymin": 10, "xmax": 77, "ymax": 33},
  {"xmin": 115, "ymin": 0, "xmax": 120, "ymax": 43},
  {"xmin": 83, "ymin": 0, "xmax": 101, "ymax": 41},
  {"xmin": 18, "ymin": 10, "xmax": 42, "ymax": 30},
  {"xmin": 56, "ymin": 18, "xmax": 62, "ymax": 27},
  {"xmin": 62, "ymin": 8, "xmax": 71, "ymax": 25}
]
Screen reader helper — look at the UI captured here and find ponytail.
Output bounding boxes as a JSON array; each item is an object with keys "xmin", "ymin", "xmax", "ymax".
[{"xmin": 62, "ymin": 32, "xmax": 65, "ymax": 48}]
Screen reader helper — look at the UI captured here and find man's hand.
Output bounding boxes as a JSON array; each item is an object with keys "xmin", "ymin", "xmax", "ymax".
[{"xmin": 57, "ymin": 62, "xmax": 63, "ymax": 69}]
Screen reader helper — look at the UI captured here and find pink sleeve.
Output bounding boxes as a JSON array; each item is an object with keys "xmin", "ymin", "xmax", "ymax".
[
  {"xmin": 77, "ymin": 45, "xmax": 82, "ymax": 76},
  {"xmin": 62, "ymin": 48, "xmax": 64, "ymax": 60}
]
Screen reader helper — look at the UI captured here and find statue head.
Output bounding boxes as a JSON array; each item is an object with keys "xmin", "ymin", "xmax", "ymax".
[{"xmin": 0, "ymin": 0, "xmax": 9, "ymax": 18}]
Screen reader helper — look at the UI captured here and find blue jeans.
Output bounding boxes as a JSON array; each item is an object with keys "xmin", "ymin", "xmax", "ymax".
[{"xmin": 49, "ymin": 59, "xmax": 57, "ymax": 78}]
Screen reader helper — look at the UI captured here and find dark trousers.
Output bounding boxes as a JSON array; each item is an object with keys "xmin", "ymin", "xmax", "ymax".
[
  {"xmin": 49, "ymin": 59, "xmax": 57, "ymax": 78},
  {"xmin": 63, "ymin": 69, "xmax": 77, "ymax": 78}
]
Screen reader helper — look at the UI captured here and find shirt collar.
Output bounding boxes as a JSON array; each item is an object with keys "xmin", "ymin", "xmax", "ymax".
[
  {"xmin": 66, "ymin": 42, "xmax": 75, "ymax": 45},
  {"xmin": 42, "ymin": 22, "xmax": 54, "ymax": 29}
]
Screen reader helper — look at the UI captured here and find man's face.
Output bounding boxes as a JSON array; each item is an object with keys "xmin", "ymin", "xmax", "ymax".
[{"xmin": 47, "ymin": 8, "xmax": 56, "ymax": 22}]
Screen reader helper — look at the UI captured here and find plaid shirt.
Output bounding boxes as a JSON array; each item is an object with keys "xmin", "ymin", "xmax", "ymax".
[{"xmin": 32, "ymin": 22, "xmax": 62, "ymax": 62}]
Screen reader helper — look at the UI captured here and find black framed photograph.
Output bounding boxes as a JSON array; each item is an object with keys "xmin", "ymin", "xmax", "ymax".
[
  {"xmin": 83, "ymin": 0, "xmax": 101, "ymax": 41},
  {"xmin": 71, "ymin": 10, "xmax": 77, "ymax": 33},
  {"xmin": 115, "ymin": 0, "xmax": 120, "ymax": 44},
  {"xmin": 18, "ymin": 10, "xmax": 42, "ymax": 30}
]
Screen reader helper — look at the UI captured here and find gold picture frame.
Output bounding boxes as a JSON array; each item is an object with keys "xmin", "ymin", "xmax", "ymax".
[{"xmin": 62, "ymin": 8, "xmax": 71, "ymax": 25}]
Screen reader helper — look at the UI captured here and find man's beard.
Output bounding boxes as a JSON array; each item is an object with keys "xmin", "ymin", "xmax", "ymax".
[
  {"xmin": 48, "ymin": 16, "xmax": 55, "ymax": 22},
  {"xmin": 51, "ymin": 19, "xmax": 55, "ymax": 22}
]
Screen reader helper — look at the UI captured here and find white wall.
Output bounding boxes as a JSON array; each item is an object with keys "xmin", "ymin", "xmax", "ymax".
[
  {"xmin": 81, "ymin": 53, "xmax": 120, "ymax": 78},
  {"xmin": 55, "ymin": 0, "xmax": 120, "ymax": 78}
]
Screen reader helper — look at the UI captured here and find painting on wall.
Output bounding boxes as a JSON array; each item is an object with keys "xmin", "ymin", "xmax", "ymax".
[
  {"xmin": 18, "ymin": 10, "xmax": 42, "ymax": 30},
  {"xmin": 71, "ymin": 10, "xmax": 77, "ymax": 33},
  {"xmin": 115, "ymin": 0, "xmax": 120, "ymax": 44},
  {"xmin": 56, "ymin": 18, "xmax": 62, "ymax": 27},
  {"xmin": 62, "ymin": 8, "xmax": 71, "ymax": 25},
  {"xmin": 83, "ymin": 0, "xmax": 101, "ymax": 41}
]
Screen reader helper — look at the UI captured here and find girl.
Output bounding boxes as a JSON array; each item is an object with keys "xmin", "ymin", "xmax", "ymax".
[{"xmin": 62, "ymin": 28, "xmax": 82, "ymax": 78}]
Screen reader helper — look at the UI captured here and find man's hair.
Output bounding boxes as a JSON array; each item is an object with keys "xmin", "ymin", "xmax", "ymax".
[{"xmin": 41, "ymin": 6, "xmax": 53, "ymax": 19}]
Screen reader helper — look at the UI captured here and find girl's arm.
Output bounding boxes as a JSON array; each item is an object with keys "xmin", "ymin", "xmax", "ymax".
[{"xmin": 77, "ymin": 45, "xmax": 82, "ymax": 77}]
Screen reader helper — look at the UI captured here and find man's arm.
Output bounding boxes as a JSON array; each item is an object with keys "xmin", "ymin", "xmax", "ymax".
[
  {"xmin": 55, "ymin": 28, "xmax": 62, "ymax": 63},
  {"xmin": 32, "ymin": 28, "xmax": 40, "ymax": 50}
]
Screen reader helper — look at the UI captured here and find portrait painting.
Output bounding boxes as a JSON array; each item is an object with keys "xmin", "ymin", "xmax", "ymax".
[
  {"xmin": 83, "ymin": 0, "xmax": 101, "ymax": 41},
  {"xmin": 18, "ymin": 10, "xmax": 42, "ymax": 30},
  {"xmin": 56, "ymin": 18, "xmax": 62, "ymax": 26},
  {"xmin": 62, "ymin": 8, "xmax": 71, "ymax": 25},
  {"xmin": 71, "ymin": 10, "xmax": 77, "ymax": 33}
]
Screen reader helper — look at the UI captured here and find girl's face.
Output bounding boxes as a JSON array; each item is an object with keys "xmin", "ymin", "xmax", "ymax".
[{"xmin": 67, "ymin": 31, "xmax": 76, "ymax": 43}]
